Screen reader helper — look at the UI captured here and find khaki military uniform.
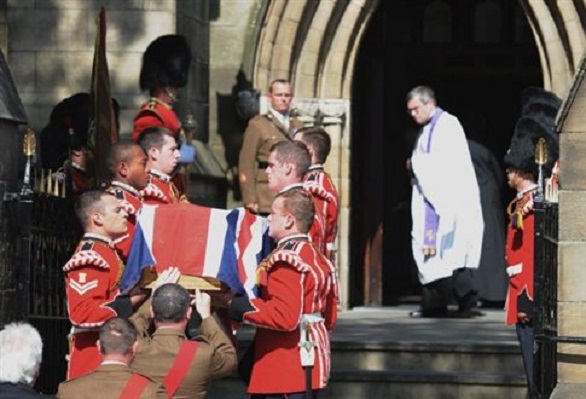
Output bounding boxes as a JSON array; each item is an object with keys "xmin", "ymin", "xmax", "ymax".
[
  {"xmin": 57, "ymin": 363, "xmax": 159, "ymax": 399},
  {"xmin": 238, "ymin": 112, "xmax": 304, "ymax": 214},
  {"xmin": 131, "ymin": 316, "xmax": 237, "ymax": 399}
]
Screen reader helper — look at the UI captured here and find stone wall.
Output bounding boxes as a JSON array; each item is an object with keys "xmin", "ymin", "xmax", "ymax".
[{"xmin": 6, "ymin": 0, "xmax": 176, "ymax": 137}]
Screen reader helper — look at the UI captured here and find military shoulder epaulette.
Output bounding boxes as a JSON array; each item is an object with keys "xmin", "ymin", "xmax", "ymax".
[
  {"xmin": 266, "ymin": 248, "xmax": 311, "ymax": 273},
  {"xmin": 304, "ymin": 183, "xmax": 336, "ymax": 203},
  {"xmin": 63, "ymin": 250, "xmax": 110, "ymax": 272}
]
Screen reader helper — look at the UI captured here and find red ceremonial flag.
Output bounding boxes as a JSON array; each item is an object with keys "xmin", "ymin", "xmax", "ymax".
[{"xmin": 88, "ymin": 7, "xmax": 117, "ymax": 184}]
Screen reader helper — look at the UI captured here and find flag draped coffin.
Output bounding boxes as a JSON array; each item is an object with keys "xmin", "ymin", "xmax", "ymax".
[{"xmin": 121, "ymin": 203, "xmax": 271, "ymax": 297}]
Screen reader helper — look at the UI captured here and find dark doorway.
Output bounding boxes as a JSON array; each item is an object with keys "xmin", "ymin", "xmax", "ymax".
[{"xmin": 349, "ymin": 0, "xmax": 542, "ymax": 307}]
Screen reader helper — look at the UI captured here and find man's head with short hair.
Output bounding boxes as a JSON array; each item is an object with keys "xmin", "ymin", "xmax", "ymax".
[
  {"xmin": 266, "ymin": 141, "xmax": 311, "ymax": 192},
  {"xmin": 75, "ymin": 190, "xmax": 128, "ymax": 238},
  {"xmin": 269, "ymin": 189, "xmax": 315, "ymax": 240},
  {"xmin": 107, "ymin": 139, "xmax": 148, "ymax": 190},
  {"xmin": 267, "ymin": 79, "xmax": 293, "ymax": 115},
  {"xmin": 406, "ymin": 85, "xmax": 437, "ymax": 126},
  {"xmin": 138, "ymin": 127, "xmax": 179, "ymax": 175},
  {"xmin": 0, "ymin": 322, "xmax": 43, "ymax": 385},
  {"xmin": 151, "ymin": 283, "xmax": 191, "ymax": 325},
  {"xmin": 296, "ymin": 128, "xmax": 331, "ymax": 165},
  {"xmin": 98, "ymin": 317, "xmax": 137, "ymax": 357}
]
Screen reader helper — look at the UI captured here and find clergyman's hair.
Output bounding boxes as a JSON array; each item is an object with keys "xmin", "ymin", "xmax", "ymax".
[
  {"xmin": 152, "ymin": 283, "xmax": 191, "ymax": 323},
  {"xmin": 298, "ymin": 128, "xmax": 331, "ymax": 164},
  {"xmin": 268, "ymin": 78, "xmax": 291, "ymax": 92},
  {"xmin": 107, "ymin": 139, "xmax": 144, "ymax": 178},
  {"xmin": 277, "ymin": 189, "xmax": 315, "ymax": 234},
  {"xmin": 74, "ymin": 190, "xmax": 109, "ymax": 229},
  {"xmin": 406, "ymin": 86, "xmax": 436, "ymax": 104},
  {"xmin": 270, "ymin": 141, "xmax": 311, "ymax": 179},
  {"xmin": 99, "ymin": 317, "xmax": 137, "ymax": 356},
  {"xmin": 0, "ymin": 322, "xmax": 43, "ymax": 385},
  {"xmin": 138, "ymin": 126, "xmax": 175, "ymax": 154}
]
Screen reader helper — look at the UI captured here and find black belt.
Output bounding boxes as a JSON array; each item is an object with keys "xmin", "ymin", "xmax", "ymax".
[{"xmin": 257, "ymin": 161, "xmax": 268, "ymax": 169}]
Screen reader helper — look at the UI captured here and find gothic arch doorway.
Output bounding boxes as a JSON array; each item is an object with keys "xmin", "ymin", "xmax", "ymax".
[{"xmin": 350, "ymin": 0, "xmax": 542, "ymax": 307}]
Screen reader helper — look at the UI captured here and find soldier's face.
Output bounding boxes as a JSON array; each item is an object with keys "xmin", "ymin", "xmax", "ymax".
[
  {"xmin": 126, "ymin": 146, "xmax": 148, "ymax": 190},
  {"xmin": 407, "ymin": 97, "xmax": 434, "ymax": 125},
  {"xmin": 100, "ymin": 195, "xmax": 128, "ymax": 239},
  {"xmin": 268, "ymin": 82, "xmax": 293, "ymax": 114},
  {"xmin": 268, "ymin": 197, "xmax": 290, "ymax": 240},
  {"xmin": 267, "ymin": 151, "xmax": 290, "ymax": 192},
  {"xmin": 155, "ymin": 135, "xmax": 180, "ymax": 175}
]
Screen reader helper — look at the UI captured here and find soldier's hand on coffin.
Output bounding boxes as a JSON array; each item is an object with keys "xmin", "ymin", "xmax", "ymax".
[
  {"xmin": 192, "ymin": 289, "xmax": 211, "ymax": 319},
  {"xmin": 153, "ymin": 266, "xmax": 181, "ymax": 293}
]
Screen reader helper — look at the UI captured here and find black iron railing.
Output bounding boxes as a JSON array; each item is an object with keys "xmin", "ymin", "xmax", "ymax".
[{"xmin": 17, "ymin": 193, "xmax": 81, "ymax": 394}]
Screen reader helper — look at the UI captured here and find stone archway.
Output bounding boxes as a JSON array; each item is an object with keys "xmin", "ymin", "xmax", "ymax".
[{"xmin": 249, "ymin": 0, "xmax": 586, "ymax": 310}]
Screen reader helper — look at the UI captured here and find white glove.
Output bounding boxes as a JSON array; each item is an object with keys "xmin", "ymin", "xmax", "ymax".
[
  {"xmin": 153, "ymin": 267, "xmax": 181, "ymax": 293},
  {"xmin": 192, "ymin": 290, "xmax": 211, "ymax": 320}
]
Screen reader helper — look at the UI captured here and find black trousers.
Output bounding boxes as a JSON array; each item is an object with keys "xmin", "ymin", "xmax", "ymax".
[
  {"xmin": 421, "ymin": 267, "xmax": 478, "ymax": 315},
  {"xmin": 516, "ymin": 322, "xmax": 536, "ymax": 398}
]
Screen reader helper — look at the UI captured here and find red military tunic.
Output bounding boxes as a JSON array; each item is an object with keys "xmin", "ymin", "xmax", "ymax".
[
  {"xmin": 105, "ymin": 181, "xmax": 143, "ymax": 261},
  {"xmin": 132, "ymin": 98, "xmax": 181, "ymax": 142},
  {"xmin": 244, "ymin": 235, "xmax": 338, "ymax": 394},
  {"xmin": 304, "ymin": 165, "xmax": 339, "ymax": 259},
  {"xmin": 140, "ymin": 170, "xmax": 186, "ymax": 205},
  {"xmin": 504, "ymin": 187, "xmax": 536, "ymax": 325},
  {"xmin": 63, "ymin": 234, "xmax": 126, "ymax": 379}
]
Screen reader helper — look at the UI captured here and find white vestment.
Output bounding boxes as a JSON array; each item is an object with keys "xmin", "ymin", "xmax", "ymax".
[{"xmin": 411, "ymin": 110, "xmax": 484, "ymax": 285}]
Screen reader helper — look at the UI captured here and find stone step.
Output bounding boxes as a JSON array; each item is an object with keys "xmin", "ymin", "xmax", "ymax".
[
  {"xmin": 209, "ymin": 370, "xmax": 528, "ymax": 399},
  {"xmin": 331, "ymin": 340, "xmax": 524, "ymax": 373}
]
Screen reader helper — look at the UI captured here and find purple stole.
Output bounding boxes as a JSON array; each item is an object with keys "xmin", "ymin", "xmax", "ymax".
[{"xmin": 422, "ymin": 108, "xmax": 443, "ymax": 256}]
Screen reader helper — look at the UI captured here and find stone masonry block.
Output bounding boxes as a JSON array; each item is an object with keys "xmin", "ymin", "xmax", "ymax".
[
  {"xmin": 9, "ymin": 9, "xmax": 89, "ymax": 51},
  {"xmin": 87, "ymin": 11, "xmax": 175, "ymax": 51},
  {"xmin": 8, "ymin": 51, "xmax": 35, "ymax": 93},
  {"xmin": 559, "ymin": 99, "xmax": 586, "ymax": 134},
  {"xmin": 559, "ymin": 190, "xmax": 586, "ymax": 241},
  {"xmin": 210, "ymin": 27, "xmax": 246, "ymax": 64},
  {"xmin": 36, "ymin": 51, "xmax": 92, "ymax": 93},
  {"xmin": 558, "ymin": 242, "xmax": 586, "ymax": 302}
]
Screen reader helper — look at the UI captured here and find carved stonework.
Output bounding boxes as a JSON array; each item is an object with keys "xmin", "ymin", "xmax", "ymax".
[{"xmin": 292, "ymin": 98, "xmax": 348, "ymax": 126}]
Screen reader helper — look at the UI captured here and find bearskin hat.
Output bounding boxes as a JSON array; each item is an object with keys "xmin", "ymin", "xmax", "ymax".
[
  {"xmin": 504, "ymin": 89, "xmax": 560, "ymax": 178},
  {"xmin": 139, "ymin": 34, "xmax": 191, "ymax": 91},
  {"xmin": 520, "ymin": 86, "xmax": 562, "ymax": 119}
]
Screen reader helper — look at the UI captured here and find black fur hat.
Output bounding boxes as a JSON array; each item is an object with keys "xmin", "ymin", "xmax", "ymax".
[
  {"xmin": 520, "ymin": 86, "xmax": 562, "ymax": 118},
  {"xmin": 139, "ymin": 34, "xmax": 191, "ymax": 91},
  {"xmin": 504, "ymin": 115, "xmax": 558, "ymax": 177}
]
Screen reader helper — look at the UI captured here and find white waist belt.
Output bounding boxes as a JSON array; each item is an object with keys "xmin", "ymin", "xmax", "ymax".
[
  {"xmin": 301, "ymin": 313, "xmax": 324, "ymax": 324},
  {"xmin": 506, "ymin": 263, "xmax": 523, "ymax": 277}
]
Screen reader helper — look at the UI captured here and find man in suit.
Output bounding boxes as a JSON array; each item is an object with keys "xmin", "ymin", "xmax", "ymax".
[
  {"xmin": 57, "ymin": 318, "xmax": 158, "ymax": 399},
  {"xmin": 131, "ymin": 283, "xmax": 237, "ymax": 399},
  {"xmin": 238, "ymin": 79, "xmax": 304, "ymax": 215},
  {"xmin": 0, "ymin": 322, "xmax": 53, "ymax": 398}
]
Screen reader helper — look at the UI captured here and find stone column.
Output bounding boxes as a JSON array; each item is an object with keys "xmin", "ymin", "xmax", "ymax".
[{"xmin": 295, "ymin": 97, "xmax": 350, "ymax": 309}]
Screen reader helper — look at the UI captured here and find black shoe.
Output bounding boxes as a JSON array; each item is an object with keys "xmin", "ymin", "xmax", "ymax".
[{"xmin": 410, "ymin": 309, "xmax": 449, "ymax": 318}]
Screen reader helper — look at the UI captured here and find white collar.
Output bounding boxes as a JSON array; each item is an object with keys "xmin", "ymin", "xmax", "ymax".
[
  {"xmin": 101, "ymin": 360, "xmax": 128, "ymax": 366},
  {"xmin": 150, "ymin": 169, "xmax": 171, "ymax": 182},
  {"xmin": 83, "ymin": 233, "xmax": 114, "ymax": 247},
  {"xmin": 308, "ymin": 164, "xmax": 324, "ymax": 171},
  {"xmin": 277, "ymin": 233, "xmax": 309, "ymax": 246},
  {"xmin": 517, "ymin": 183, "xmax": 538, "ymax": 199},
  {"xmin": 269, "ymin": 108, "xmax": 290, "ymax": 125},
  {"xmin": 110, "ymin": 180, "xmax": 141, "ymax": 197},
  {"xmin": 278, "ymin": 182, "xmax": 304, "ymax": 194}
]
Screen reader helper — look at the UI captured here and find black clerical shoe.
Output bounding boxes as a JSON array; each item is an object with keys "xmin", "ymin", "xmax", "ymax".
[{"xmin": 409, "ymin": 308, "xmax": 449, "ymax": 318}]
